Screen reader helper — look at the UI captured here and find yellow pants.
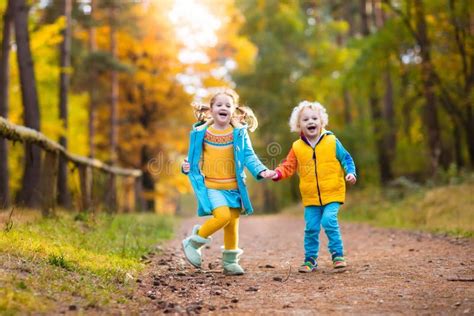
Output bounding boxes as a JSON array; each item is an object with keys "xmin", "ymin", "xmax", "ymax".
[{"xmin": 197, "ymin": 206, "xmax": 240, "ymax": 250}]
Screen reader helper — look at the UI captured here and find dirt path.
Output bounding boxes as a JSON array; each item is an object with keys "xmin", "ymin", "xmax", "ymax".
[{"xmin": 125, "ymin": 215, "xmax": 473, "ymax": 315}]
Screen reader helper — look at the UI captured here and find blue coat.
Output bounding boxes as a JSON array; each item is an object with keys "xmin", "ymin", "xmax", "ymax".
[{"xmin": 183, "ymin": 121, "xmax": 267, "ymax": 216}]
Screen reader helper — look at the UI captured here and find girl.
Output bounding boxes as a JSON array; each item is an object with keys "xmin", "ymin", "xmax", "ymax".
[
  {"xmin": 268, "ymin": 101, "xmax": 356, "ymax": 272},
  {"xmin": 181, "ymin": 88, "xmax": 273, "ymax": 275}
]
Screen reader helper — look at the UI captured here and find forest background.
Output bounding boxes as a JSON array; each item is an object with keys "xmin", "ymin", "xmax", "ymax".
[
  {"xmin": 0, "ymin": 0, "xmax": 472, "ymax": 226},
  {"xmin": 1, "ymin": 0, "xmax": 473, "ymax": 312}
]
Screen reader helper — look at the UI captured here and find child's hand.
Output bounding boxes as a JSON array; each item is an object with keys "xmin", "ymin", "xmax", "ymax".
[
  {"xmin": 182, "ymin": 160, "xmax": 190, "ymax": 173},
  {"xmin": 345, "ymin": 173, "xmax": 356, "ymax": 185},
  {"xmin": 260, "ymin": 169, "xmax": 277, "ymax": 179}
]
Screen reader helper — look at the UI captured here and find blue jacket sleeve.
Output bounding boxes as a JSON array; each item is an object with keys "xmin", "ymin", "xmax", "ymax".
[
  {"xmin": 335, "ymin": 138, "xmax": 356, "ymax": 176},
  {"xmin": 242, "ymin": 130, "xmax": 267, "ymax": 180}
]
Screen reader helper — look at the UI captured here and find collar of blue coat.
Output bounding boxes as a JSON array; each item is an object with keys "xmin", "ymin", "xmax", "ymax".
[
  {"xmin": 192, "ymin": 119, "xmax": 247, "ymax": 132},
  {"xmin": 300, "ymin": 129, "xmax": 334, "ymax": 147}
]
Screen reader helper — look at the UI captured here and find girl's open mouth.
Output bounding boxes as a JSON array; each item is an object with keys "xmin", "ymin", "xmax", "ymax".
[
  {"xmin": 218, "ymin": 112, "xmax": 229, "ymax": 119},
  {"xmin": 307, "ymin": 126, "xmax": 317, "ymax": 131}
]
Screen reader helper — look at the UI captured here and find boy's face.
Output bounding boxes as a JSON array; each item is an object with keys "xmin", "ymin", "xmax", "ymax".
[
  {"xmin": 299, "ymin": 107, "xmax": 322, "ymax": 139},
  {"xmin": 210, "ymin": 94, "xmax": 235, "ymax": 126}
]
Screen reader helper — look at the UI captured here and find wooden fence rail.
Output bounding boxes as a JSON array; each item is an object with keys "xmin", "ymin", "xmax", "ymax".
[{"xmin": 0, "ymin": 117, "xmax": 143, "ymax": 215}]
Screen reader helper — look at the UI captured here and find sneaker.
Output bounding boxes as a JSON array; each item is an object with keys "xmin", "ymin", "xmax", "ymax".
[
  {"xmin": 332, "ymin": 256, "xmax": 347, "ymax": 269},
  {"xmin": 298, "ymin": 258, "xmax": 318, "ymax": 273}
]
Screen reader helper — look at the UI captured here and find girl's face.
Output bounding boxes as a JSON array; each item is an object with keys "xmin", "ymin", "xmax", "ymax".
[
  {"xmin": 210, "ymin": 94, "xmax": 236, "ymax": 127},
  {"xmin": 299, "ymin": 107, "xmax": 322, "ymax": 139}
]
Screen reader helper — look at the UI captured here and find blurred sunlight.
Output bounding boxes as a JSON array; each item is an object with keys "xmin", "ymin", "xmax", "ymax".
[{"xmin": 169, "ymin": 0, "xmax": 221, "ymax": 64}]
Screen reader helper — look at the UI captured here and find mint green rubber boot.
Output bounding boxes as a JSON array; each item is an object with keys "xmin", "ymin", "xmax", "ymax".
[
  {"xmin": 181, "ymin": 225, "xmax": 211, "ymax": 268},
  {"xmin": 222, "ymin": 249, "xmax": 244, "ymax": 275}
]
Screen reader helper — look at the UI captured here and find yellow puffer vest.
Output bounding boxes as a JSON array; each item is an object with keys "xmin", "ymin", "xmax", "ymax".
[{"xmin": 293, "ymin": 133, "xmax": 346, "ymax": 206}]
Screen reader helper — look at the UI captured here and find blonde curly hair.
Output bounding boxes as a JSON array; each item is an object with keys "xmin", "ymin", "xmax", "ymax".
[
  {"xmin": 289, "ymin": 101, "xmax": 329, "ymax": 132},
  {"xmin": 191, "ymin": 88, "xmax": 259, "ymax": 132}
]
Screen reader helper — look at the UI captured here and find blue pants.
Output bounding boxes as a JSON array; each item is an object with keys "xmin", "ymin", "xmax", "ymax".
[{"xmin": 304, "ymin": 202, "xmax": 344, "ymax": 260}]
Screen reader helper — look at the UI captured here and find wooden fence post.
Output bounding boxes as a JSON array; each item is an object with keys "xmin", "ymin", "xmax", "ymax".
[
  {"xmin": 0, "ymin": 118, "xmax": 142, "ymax": 214},
  {"xmin": 105, "ymin": 173, "xmax": 117, "ymax": 212},
  {"xmin": 121, "ymin": 176, "xmax": 134, "ymax": 213},
  {"xmin": 134, "ymin": 177, "xmax": 144, "ymax": 212},
  {"xmin": 40, "ymin": 150, "xmax": 58, "ymax": 217},
  {"xmin": 78, "ymin": 164, "xmax": 92, "ymax": 212}
]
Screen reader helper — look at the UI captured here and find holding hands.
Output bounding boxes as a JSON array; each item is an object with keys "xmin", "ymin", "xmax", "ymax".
[{"xmin": 260, "ymin": 169, "xmax": 278, "ymax": 179}]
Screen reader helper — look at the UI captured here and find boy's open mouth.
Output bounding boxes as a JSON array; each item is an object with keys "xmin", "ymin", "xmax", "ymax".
[{"xmin": 307, "ymin": 126, "xmax": 317, "ymax": 131}]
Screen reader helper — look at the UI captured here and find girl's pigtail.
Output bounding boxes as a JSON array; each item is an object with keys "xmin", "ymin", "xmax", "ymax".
[
  {"xmin": 235, "ymin": 106, "xmax": 258, "ymax": 132},
  {"xmin": 191, "ymin": 102, "xmax": 211, "ymax": 122}
]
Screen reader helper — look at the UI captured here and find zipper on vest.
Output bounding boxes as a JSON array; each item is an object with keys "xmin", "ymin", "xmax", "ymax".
[{"xmin": 312, "ymin": 149, "xmax": 323, "ymax": 205}]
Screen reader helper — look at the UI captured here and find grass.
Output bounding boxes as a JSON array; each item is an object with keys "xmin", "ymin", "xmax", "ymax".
[
  {"xmin": 340, "ymin": 182, "xmax": 474, "ymax": 237},
  {"xmin": 282, "ymin": 181, "xmax": 474, "ymax": 238},
  {"xmin": 47, "ymin": 254, "xmax": 74, "ymax": 271},
  {"xmin": 0, "ymin": 211, "xmax": 176, "ymax": 314}
]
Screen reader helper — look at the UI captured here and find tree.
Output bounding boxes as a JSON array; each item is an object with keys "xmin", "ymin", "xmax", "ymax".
[
  {"xmin": 445, "ymin": 0, "xmax": 473, "ymax": 166},
  {"xmin": 115, "ymin": 0, "xmax": 193, "ymax": 211},
  {"xmin": 109, "ymin": 3, "xmax": 118, "ymax": 164},
  {"xmin": 413, "ymin": 0, "xmax": 443, "ymax": 173},
  {"xmin": 14, "ymin": 0, "xmax": 42, "ymax": 207},
  {"xmin": 360, "ymin": 0, "xmax": 396, "ymax": 183},
  {"xmin": 57, "ymin": 0, "xmax": 72, "ymax": 207},
  {"xmin": 103, "ymin": 1, "xmax": 120, "ymax": 212},
  {"xmin": 88, "ymin": 0, "xmax": 97, "ymax": 159},
  {"xmin": 383, "ymin": 0, "xmax": 473, "ymax": 170},
  {"xmin": 0, "ymin": 0, "xmax": 14, "ymax": 208}
]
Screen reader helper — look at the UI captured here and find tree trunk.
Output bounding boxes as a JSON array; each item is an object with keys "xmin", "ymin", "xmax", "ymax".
[
  {"xmin": 382, "ymin": 68, "xmax": 396, "ymax": 178},
  {"xmin": 371, "ymin": 0, "xmax": 385, "ymax": 28},
  {"xmin": 376, "ymin": 0, "xmax": 396, "ymax": 175},
  {"xmin": 57, "ymin": 0, "xmax": 72, "ymax": 207},
  {"xmin": 110, "ymin": 5, "xmax": 118, "ymax": 163},
  {"xmin": 0, "ymin": 0, "xmax": 14, "ymax": 208},
  {"xmin": 14, "ymin": 0, "xmax": 42, "ymax": 207},
  {"xmin": 361, "ymin": 0, "xmax": 394, "ymax": 183},
  {"xmin": 465, "ymin": 113, "xmax": 474, "ymax": 166},
  {"xmin": 108, "ymin": 4, "xmax": 118, "ymax": 211},
  {"xmin": 340, "ymin": 3, "xmax": 354, "ymax": 126},
  {"xmin": 359, "ymin": 0, "xmax": 370, "ymax": 35},
  {"xmin": 141, "ymin": 145, "xmax": 155, "ymax": 211},
  {"xmin": 343, "ymin": 2, "xmax": 356, "ymax": 37},
  {"xmin": 452, "ymin": 118, "xmax": 463, "ymax": 168},
  {"xmin": 369, "ymin": 90, "xmax": 393, "ymax": 183},
  {"xmin": 414, "ymin": 0, "xmax": 443, "ymax": 174},
  {"xmin": 399, "ymin": 70, "xmax": 412, "ymax": 141},
  {"xmin": 88, "ymin": 0, "xmax": 97, "ymax": 159},
  {"xmin": 450, "ymin": 0, "xmax": 474, "ymax": 166}
]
